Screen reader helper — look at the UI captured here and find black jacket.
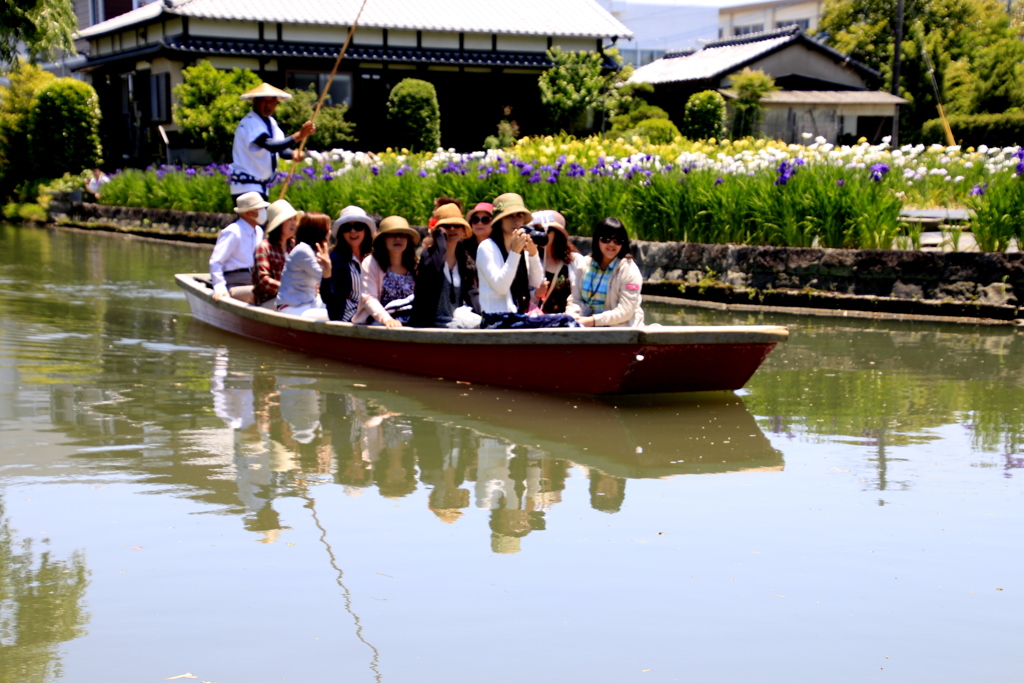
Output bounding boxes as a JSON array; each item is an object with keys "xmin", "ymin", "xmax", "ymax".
[
  {"xmin": 321, "ymin": 250, "xmax": 357, "ymax": 322},
  {"xmin": 410, "ymin": 230, "xmax": 479, "ymax": 327}
]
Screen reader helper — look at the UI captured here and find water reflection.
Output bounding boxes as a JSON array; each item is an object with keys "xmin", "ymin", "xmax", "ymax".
[
  {"xmin": 0, "ymin": 496, "xmax": 90, "ymax": 683},
  {"xmin": 197, "ymin": 344, "xmax": 784, "ymax": 552}
]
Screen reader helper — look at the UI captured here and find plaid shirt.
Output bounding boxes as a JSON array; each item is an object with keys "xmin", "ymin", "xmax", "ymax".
[
  {"xmin": 252, "ymin": 238, "xmax": 293, "ymax": 305},
  {"xmin": 580, "ymin": 257, "xmax": 618, "ymax": 313}
]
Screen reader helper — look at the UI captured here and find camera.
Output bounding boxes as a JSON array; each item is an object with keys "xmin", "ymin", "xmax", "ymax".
[{"xmin": 525, "ymin": 227, "xmax": 549, "ymax": 247}]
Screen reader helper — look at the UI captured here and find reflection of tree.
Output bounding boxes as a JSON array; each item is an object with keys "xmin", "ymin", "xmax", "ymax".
[{"xmin": 0, "ymin": 496, "xmax": 90, "ymax": 683}]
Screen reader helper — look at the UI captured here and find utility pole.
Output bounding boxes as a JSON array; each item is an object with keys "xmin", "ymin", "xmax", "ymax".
[{"xmin": 891, "ymin": 0, "xmax": 904, "ymax": 147}]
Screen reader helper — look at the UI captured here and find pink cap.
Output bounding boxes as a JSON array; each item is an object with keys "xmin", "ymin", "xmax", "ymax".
[{"xmin": 466, "ymin": 202, "xmax": 493, "ymax": 219}]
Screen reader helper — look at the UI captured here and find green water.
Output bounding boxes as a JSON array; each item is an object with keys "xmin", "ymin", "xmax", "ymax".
[{"xmin": 0, "ymin": 223, "xmax": 1021, "ymax": 682}]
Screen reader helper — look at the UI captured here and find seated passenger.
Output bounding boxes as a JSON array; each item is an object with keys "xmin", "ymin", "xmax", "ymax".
[
  {"xmin": 321, "ymin": 205, "xmax": 375, "ymax": 322},
  {"xmin": 570, "ymin": 217, "xmax": 645, "ymax": 328},
  {"xmin": 476, "ymin": 193, "xmax": 579, "ymax": 329},
  {"xmin": 464, "ymin": 202, "xmax": 493, "ymax": 260},
  {"xmin": 410, "ymin": 204, "xmax": 479, "ymax": 328},
  {"xmin": 530, "ymin": 210, "xmax": 584, "ymax": 316},
  {"xmin": 353, "ymin": 216, "xmax": 420, "ymax": 328},
  {"xmin": 252, "ymin": 199, "xmax": 300, "ymax": 309},
  {"xmin": 275, "ymin": 212, "xmax": 333, "ymax": 319},
  {"xmin": 209, "ymin": 192, "xmax": 270, "ymax": 302}
]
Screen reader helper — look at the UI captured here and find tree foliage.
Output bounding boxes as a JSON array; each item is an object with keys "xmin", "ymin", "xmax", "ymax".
[
  {"xmin": 26, "ymin": 78, "xmax": 102, "ymax": 180},
  {"xmin": 276, "ymin": 85, "xmax": 357, "ymax": 150},
  {"xmin": 818, "ymin": 0, "xmax": 1022, "ymax": 141},
  {"xmin": 386, "ymin": 78, "xmax": 441, "ymax": 152},
  {"xmin": 682, "ymin": 90, "xmax": 727, "ymax": 141},
  {"xmin": 0, "ymin": 0, "xmax": 77, "ymax": 66},
  {"xmin": 538, "ymin": 47, "xmax": 606, "ymax": 134},
  {"xmin": 726, "ymin": 69, "xmax": 777, "ymax": 138},
  {"xmin": 172, "ymin": 60, "xmax": 260, "ymax": 162},
  {"xmin": 539, "ymin": 47, "xmax": 645, "ymax": 134},
  {"xmin": 0, "ymin": 61, "xmax": 55, "ymax": 192}
]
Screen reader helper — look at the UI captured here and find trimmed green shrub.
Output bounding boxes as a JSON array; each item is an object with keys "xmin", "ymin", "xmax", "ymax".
[
  {"xmin": 173, "ymin": 61, "xmax": 260, "ymax": 162},
  {"xmin": 27, "ymin": 78, "xmax": 102, "ymax": 179},
  {"xmin": 0, "ymin": 61, "xmax": 55, "ymax": 195},
  {"xmin": 682, "ymin": 90, "xmax": 727, "ymax": 141},
  {"xmin": 387, "ymin": 79, "xmax": 441, "ymax": 152},
  {"xmin": 631, "ymin": 117, "xmax": 681, "ymax": 144},
  {"xmin": 923, "ymin": 112, "xmax": 1024, "ymax": 147},
  {"xmin": 276, "ymin": 85, "xmax": 357, "ymax": 150},
  {"xmin": 609, "ymin": 103, "xmax": 669, "ymax": 136}
]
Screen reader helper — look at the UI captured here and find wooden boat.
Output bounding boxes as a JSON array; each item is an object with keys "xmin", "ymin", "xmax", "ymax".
[{"xmin": 176, "ymin": 273, "xmax": 788, "ymax": 394}]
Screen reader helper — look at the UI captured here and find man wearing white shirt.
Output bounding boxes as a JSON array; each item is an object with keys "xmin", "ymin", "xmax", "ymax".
[
  {"xmin": 210, "ymin": 192, "xmax": 270, "ymax": 302},
  {"xmin": 229, "ymin": 83, "xmax": 315, "ymax": 200}
]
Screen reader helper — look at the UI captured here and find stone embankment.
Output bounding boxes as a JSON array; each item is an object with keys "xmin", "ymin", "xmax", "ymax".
[{"xmin": 48, "ymin": 198, "xmax": 1023, "ymax": 324}]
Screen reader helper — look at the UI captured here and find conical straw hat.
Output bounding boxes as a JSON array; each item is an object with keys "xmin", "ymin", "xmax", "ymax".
[{"xmin": 240, "ymin": 83, "xmax": 292, "ymax": 100}]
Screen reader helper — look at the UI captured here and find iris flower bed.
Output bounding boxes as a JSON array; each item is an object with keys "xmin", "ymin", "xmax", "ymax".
[{"xmin": 98, "ymin": 135, "xmax": 1024, "ymax": 251}]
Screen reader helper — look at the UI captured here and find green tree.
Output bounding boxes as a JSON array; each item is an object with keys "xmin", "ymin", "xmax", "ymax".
[
  {"xmin": 0, "ymin": 495, "xmax": 90, "ymax": 683},
  {"xmin": 538, "ymin": 47, "xmax": 605, "ymax": 134},
  {"xmin": 26, "ymin": 78, "xmax": 102, "ymax": 180},
  {"xmin": 818, "ymin": 0, "xmax": 1018, "ymax": 141},
  {"xmin": 172, "ymin": 60, "xmax": 260, "ymax": 162},
  {"xmin": 727, "ymin": 68, "xmax": 777, "ymax": 138},
  {"xmin": 0, "ymin": 0, "xmax": 76, "ymax": 66},
  {"xmin": 539, "ymin": 46, "xmax": 645, "ymax": 134},
  {"xmin": 386, "ymin": 78, "xmax": 441, "ymax": 152},
  {"xmin": 682, "ymin": 90, "xmax": 727, "ymax": 141},
  {"xmin": 0, "ymin": 61, "xmax": 54, "ymax": 193},
  {"xmin": 275, "ymin": 85, "xmax": 357, "ymax": 150}
]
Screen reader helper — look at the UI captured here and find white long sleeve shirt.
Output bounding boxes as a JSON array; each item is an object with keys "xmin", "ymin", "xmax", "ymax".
[
  {"xmin": 475, "ymin": 239, "xmax": 543, "ymax": 313},
  {"xmin": 209, "ymin": 219, "xmax": 263, "ymax": 296}
]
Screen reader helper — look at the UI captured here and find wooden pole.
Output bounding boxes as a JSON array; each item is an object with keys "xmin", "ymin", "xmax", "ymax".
[
  {"xmin": 890, "ymin": 0, "xmax": 904, "ymax": 146},
  {"xmin": 277, "ymin": 0, "xmax": 370, "ymax": 200}
]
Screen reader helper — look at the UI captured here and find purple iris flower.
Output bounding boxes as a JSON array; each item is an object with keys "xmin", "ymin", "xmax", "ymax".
[
  {"xmin": 969, "ymin": 183, "xmax": 987, "ymax": 196},
  {"xmin": 185, "ymin": 168, "xmax": 197, "ymax": 178},
  {"xmin": 419, "ymin": 169, "xmax": 428, "ymax": 177},
  {"xmin": 714, "ymin": 176, "xmax": 724, "ymax": 186},
  {"xmin": 869, "ymin": 163, "xmax": 890, "ymax": 182},
  {"xmin": 836, "ymin": 178, "xmax": 846, "ymax": 187},
  {"xmin": 371, "ymin": 166, "xmax": 379, "ymax": 176}
]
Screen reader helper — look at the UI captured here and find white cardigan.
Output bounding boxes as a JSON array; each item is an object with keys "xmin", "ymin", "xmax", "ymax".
[{"xmin": 476, "ymin": 239, "xmax": 544, "ymax": 313}]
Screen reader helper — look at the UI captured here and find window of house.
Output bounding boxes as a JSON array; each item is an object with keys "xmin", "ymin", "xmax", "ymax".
[
  {"xmin": 286, "ymin": 72, "xmax": 353, "ymax": 107},
  {"xmin": 733, "ymin": 24, "xmax": 764, "ymax": 36},
  {"xmin": 776, "ymin": 19, "xmax": 810, "ymax": 30}
]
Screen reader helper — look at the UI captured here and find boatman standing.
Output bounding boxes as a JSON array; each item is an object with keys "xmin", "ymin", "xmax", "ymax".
[
  {"xmin": 229, "ymin": 83, "xmax": 315, "ymax": 201},
  {"xmin": 210, "ymin": 192, "xmax": 270, "ymax": 303}
]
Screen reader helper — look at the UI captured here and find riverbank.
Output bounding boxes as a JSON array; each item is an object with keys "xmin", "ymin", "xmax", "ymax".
[{"xmin": 42, "ymin": 199, "xmax": 1024, "ymax": 326}]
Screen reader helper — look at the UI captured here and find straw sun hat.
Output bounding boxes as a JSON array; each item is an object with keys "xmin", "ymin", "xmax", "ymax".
[
  {"xmin": 240, "ymin": 83, "xmax": 293, "ymax": 101},
  {"xmin": 491, "ymin": 193, "xmax": 531, "ymax": 224},
  {"xmin": 431, "ymin": 203, "xmax": 471, "ymax": 240},
  {"xmin": 373, "ymin": 216, "xmax": 421, "ymax": 247}
]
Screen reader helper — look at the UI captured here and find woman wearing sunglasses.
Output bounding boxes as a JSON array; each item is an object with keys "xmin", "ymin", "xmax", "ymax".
[
  {"xmin": 571, "ymin": 217, "xmax": 645, "ymax": 328},
  {"xmin": 464, "ymin": 202, "xmax": 494, "ymax": 258},
  {"xmin": 321, "ymin": 205, "xmax": 376, "ymax": 322},
  {"xmin": 410, "ymin": 204, "xmax": 479, "ymax": 327}
]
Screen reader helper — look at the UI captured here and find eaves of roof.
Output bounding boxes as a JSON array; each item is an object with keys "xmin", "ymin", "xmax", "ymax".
[
  {"xmin": 77, "ymin": 37, "xmax": 561, "ymax": 70},
  {"xmin": 631, "ymin": 27, "xmax": 878, "ymax": 87},
  {"xmin": 76, "ymin": 0, "xmax": 633, "ymax": 41}
]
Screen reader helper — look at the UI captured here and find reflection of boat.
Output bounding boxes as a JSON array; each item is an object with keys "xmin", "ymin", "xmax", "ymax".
[
  {"xmin": 347, "ymin": 382, "xmax": 784, "ymax": 479},
  {"xmin": 176, "ymin": 273, "xmax": 788, "ymax": 394}
]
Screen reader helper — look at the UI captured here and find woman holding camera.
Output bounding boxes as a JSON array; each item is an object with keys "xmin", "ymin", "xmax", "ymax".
[
  {"xmin": 476, "ymin": 193, "xmax": 578, "ymax": 329},
  {"xmin": 531, "ymin": 210, "xmax": 584, "ymax": 316},
  {"xmin": 570, "ymin": 217, "xmax": 645, "ymax": 328}
]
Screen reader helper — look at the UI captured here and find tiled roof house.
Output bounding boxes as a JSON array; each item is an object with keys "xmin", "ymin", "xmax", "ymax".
[
  {"xmin": 629, "ymin": 26, "xmax": 905, "ymax": 143},
  {"xmin": 75, "ymin": 0, "xmax": 632, "ymax": 160}
]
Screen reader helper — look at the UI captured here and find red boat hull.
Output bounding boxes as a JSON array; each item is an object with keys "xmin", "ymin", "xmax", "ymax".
[{"xmin": 176, "ymin": 274, "xmax": 785, "ymax": 394}]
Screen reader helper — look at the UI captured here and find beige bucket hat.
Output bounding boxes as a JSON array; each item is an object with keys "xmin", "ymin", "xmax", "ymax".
[
  {"xmin": 234, "ymin": 191, "xmax": 271, "ymax": 214},
  {"xmin": 491, "ymin": 192, "xmax": 531, "ymax": 225},
  {"xmin": 265, "ymin": 199, "xmax": 303, "ymax": 234}
]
